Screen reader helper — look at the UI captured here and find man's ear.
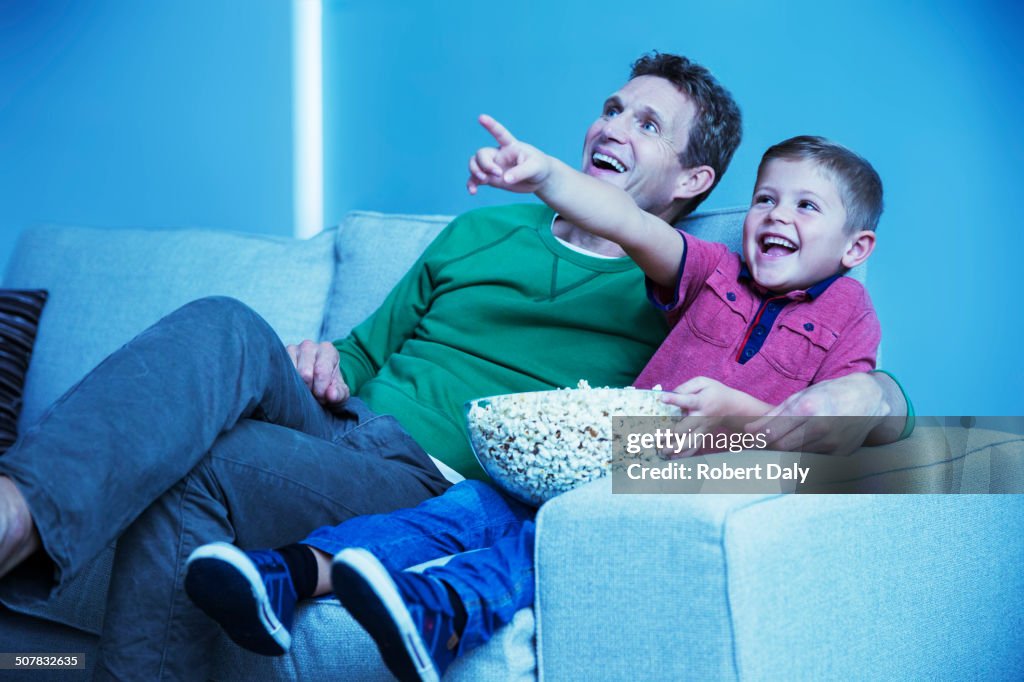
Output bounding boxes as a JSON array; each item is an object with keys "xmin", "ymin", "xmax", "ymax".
[
  {"xmin": 674, "ymin": 165, "xmax": 715, "ymax": 202},
  {"xmin": 841, "ymin": 230, "xmax": 876, "ymax": 269}
]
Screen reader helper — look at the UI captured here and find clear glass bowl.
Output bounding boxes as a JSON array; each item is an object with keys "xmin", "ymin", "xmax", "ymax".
[{"xmin": 464, "ymin": 388, "xmax": 680, "ymax": 506}]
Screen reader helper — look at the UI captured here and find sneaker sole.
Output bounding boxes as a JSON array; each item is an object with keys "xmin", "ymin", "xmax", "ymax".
[
  {"xmin": 184, "ymin": 542, "xmax": 291, "ymax": 656},
  {"xmin": 332, "ymin": 548, "xmax": 439, "ymax": 682}
]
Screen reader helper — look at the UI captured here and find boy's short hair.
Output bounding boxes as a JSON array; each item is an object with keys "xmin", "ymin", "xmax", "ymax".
[
  {"xmin": 758, "ymin": 136, "xmax": 884, "ymax": 233},
  {"xmin": 630, "ymin": 52, "xmax": 742, "ymax": 218}
]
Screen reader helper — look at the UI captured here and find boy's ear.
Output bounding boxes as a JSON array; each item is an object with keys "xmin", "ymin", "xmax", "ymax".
[
  {"xmin": 674, "ymin": 165, "xmax": 715, "ymax": 202},
  {"xmin": 841, "ymin": 230, "xmax": 876, "ymax": 270}
]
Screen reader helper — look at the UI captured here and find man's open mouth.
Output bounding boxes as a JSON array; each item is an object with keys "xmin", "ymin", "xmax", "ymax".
[
  {"xmin": 760, "ymin": 235, "xmax": 798, "ymax": 256},
  {"xmin": 592, "ymin": 152, "xmax": 626, "ymax": 173}
]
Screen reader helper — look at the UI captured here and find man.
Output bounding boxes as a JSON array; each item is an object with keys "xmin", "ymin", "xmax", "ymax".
[{"xmin": 0, "ymin": 52, "xmax": 907, "ymax": 679}]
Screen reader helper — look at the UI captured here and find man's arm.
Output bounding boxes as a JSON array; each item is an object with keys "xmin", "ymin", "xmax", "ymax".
[
  {"xmin": 331, "ymin": 224, "xmax": 455, "ymax": 396},
  {"xmin": 864, "ymin": 370, "xmax": 912, "ymax": 445},
  {"xmin": 467, "ymin": 114, "xmax": 683, "ymax": 287},
  {"xmin": 747, "ymin": 371, "xmax": 911, "ymax": 455},
  {"xmin": 285, "ymin": 229, "xmax": 451, "ymax": 410}
]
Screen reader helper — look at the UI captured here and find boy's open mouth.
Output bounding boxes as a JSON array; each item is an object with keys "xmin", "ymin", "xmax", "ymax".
[
  {"xmin": 592, "ymin": 152, "xmax": 626, "ymax": 173},
  {"xmin": 760, "ymin": 235, "xmax": 798, "ymax": 257}
]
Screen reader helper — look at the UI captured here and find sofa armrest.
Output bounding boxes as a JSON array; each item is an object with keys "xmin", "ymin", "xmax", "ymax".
[
  {"xmin": 534, "ymin": 479, "xmax": 770, "ymax": 680},
  {"xmin": 534, "ymin": 473, "xmax": 1024, "ymax": 680}
]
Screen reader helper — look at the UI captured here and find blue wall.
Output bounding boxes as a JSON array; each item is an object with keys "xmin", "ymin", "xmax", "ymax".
[
  {"xmin": 2, "ymin": 2, "xmax": 1020, "ymax": 416},
  {"xmin": 324, "ymin": 0, "xmax": 1024, "ymax": 416},
  {"xmin": 0, "ymin": 0, "xmax": 293, "ymax": 270}
]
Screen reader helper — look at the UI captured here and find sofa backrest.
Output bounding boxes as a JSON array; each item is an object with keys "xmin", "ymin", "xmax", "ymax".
[
  {"xmin": 4, "ymin": 205, "xmax": 868, "ymax": 431},
  {"xmin": 320, "ymin": 205, "xmax": 867, "ymax": 339},
  {"xmin": 4, "ymin": 224, "xmax": 336, "ymax": 430}
]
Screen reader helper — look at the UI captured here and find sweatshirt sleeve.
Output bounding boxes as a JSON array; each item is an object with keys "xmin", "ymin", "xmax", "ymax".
[{"xmin": 332, "ymin": 222, "xmax": 455, "ymax": 394}]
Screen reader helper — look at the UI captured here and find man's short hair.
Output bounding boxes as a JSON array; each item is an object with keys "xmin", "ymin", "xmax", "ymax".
[
  {"xmin": 630, "ymin": 52, "xmax": 742, "ymax": 218},
  {"xmin": 758, "ymin": 136, "xmax": 884, "ymax": 233}
]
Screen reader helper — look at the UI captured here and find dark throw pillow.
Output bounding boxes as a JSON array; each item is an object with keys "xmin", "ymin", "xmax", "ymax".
[{"xmin": 0, "ymin": 289, "xmax": 48, "ymax": 454}]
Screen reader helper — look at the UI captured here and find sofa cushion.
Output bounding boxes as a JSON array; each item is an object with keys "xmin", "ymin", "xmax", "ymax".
[
  {"xmin": 3, "ymin": 225, "xmax": 336, "ymax": 430},
  {"xmin": 0, "ymin": 289, "xmax": 47, "ymax": 452}
]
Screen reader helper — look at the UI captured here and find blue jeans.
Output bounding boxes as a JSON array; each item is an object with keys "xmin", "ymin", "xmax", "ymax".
[
  {"xmin": 303, "ymin": 479, "xmax": 536, "ymax": 652},
  {"xmin": 0, "ymin": 297, "xmax": 450, "ymax": 680}
]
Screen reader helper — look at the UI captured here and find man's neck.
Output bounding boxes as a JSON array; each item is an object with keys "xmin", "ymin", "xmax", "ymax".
[{"xmin": 551, "ymin": 215, "xmax": 628, "ymax": 258}]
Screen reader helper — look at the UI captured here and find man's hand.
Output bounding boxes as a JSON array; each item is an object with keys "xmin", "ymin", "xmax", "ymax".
[
  {"xmin": 746, "ymin": 372, "xmax": 901, "ymax": 456},
  {"xmin": 286, "ymin": 340, "xmax": 350, "ymax": 408},
  {"xmin": 467, "ymin": 114, "xmax": 553, "ymax": 195}
]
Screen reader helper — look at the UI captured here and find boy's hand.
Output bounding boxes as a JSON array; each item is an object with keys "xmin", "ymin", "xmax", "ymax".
[
  {"xmin": 467, "ymin": 114, "xmax": 553, "ymax": 195},
  {"xmin": 662, "ymin": 377, "xmax": 770, "ymax": 417},
  {"xmin": 660, "ymin": 377, "xmax": 771, "ymax": 459}
]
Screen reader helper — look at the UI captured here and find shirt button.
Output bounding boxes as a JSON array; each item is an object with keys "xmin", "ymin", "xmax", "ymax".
[
  {"xmin": 767, "ymin": 303, "xmax": 778, "ymax": 312},
  {"xmin": 804, "ymin": 322, "xmax": 814, "ymax": 331},
  {"xmin": 754, "ymin": 325, "xmax": 766, "ymax": 337},
  {"xmin": 743, "ymin": 348, "xmax": 754, "ymax": 359},
  {"xmin": 727, "ymin": 292, "xmax": 736, "ymax": 301}
]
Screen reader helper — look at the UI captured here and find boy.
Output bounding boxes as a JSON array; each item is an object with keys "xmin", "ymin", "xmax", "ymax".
[
  {"xmin": 468, "ymin": 115, "xmax": 881, "ymax": 416},
  {"xmin": 185, "ymin": 121, "xmax": 883, "ymax": 681}
]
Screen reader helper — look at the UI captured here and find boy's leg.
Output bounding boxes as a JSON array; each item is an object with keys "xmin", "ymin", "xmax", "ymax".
[
  {"xmin": 179, "ymin": 480, "xmax": 530, "ymax": 661},
  {"xmin": 301, "ymin": 479, "xmax": 535, "ymax": 571},
  {"xmin": 0, "ymin": 296, "xmax": 341, "ymax": 599},
  {"xmin": 95, "ymin": 416, "xmax": 449, "ymax": 681},
  {"xmin": 331, "ymin": 521, "xmax": 536, "ymax": 681},
  {"xmin": 421, "ymin": 520, "xmax": 536, "ymax": 651}
]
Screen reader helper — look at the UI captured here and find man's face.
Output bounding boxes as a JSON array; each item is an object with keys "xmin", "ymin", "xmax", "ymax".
[
  {"xmin": 582, "ymin": 75, "xmax": 697, "ymax": 221},
  {"xmin": 742, "ymin": 158, "xmax": 851, "ymax": 293}
]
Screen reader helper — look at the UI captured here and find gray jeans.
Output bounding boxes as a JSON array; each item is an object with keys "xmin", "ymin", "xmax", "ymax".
[{"xmin": 0, "ymin": 297, "xmax": 450, "ymax": 680}]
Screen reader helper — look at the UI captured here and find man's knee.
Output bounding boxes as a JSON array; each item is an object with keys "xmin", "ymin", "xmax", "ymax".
[
  {"xmin": 177, "ymin": 296, "xmax": 256, "ymax": 322},
  {"xmin": 171, "ymin": 296, "xmax": 275, "ymax": 340}
]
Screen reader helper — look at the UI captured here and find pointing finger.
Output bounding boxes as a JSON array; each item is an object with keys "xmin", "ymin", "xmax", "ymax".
[{"xmin": 479, "ymin": 114, "xmax": 518, "ymax": 147}]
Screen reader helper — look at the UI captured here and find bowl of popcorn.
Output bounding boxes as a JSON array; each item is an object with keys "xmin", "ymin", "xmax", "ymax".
[{"xmin": 465, "ymin": 381, "xmax": 681, "ymax": 506}]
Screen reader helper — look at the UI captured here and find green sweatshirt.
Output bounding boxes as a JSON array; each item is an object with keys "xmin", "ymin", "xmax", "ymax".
[{"xmin": 334, "ymin": 203, "xmax": 668, "ymax": 479}]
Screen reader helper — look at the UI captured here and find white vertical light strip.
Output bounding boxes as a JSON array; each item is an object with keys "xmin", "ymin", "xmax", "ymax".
[{"xmin": 293, "ymin": 0, "xmax": 323, "ymax": 238}]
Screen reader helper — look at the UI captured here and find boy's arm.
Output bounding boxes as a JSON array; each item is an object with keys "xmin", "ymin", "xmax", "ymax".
[{"xmin": 468, "ymin": 114, "xmax": 683, "ymax": 287}]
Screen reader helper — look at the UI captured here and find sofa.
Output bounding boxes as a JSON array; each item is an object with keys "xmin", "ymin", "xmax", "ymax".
[{"xmin": 1, "ymin": 207, "xmax": 1022, "ymax": 680}]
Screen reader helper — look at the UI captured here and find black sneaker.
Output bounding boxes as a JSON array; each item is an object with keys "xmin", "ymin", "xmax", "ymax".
[
  {"xmin": 184, "ymin": 542, "xmax": 297, "ymax": 656},
  {"xmin": 331, "ymin": 548, "xmax": 460, "ymax": 682}
]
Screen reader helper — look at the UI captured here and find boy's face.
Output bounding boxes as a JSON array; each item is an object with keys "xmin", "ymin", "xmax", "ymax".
[
  {"xmin": 581, "ymin": 75, "xmax": 697, "ymax": 221},
  {"xmin": 742, "ymin": 158, "xmax": 852, "ymax": 293}
]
